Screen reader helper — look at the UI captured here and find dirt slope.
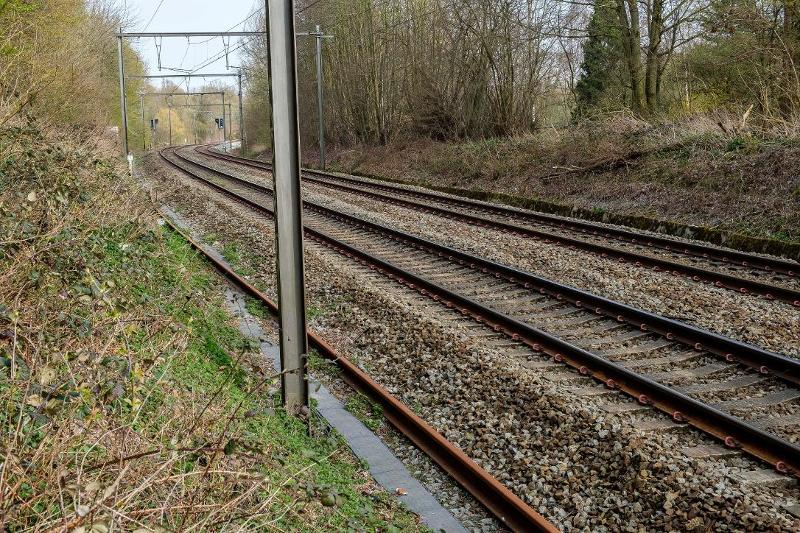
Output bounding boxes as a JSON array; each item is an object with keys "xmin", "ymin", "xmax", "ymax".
[{"xmin": 313, "ymin": 117, "xmax": 800, "ymax": 252}]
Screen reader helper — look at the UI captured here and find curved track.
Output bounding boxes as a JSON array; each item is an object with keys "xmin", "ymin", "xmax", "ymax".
[
  {"xmin": 161, "ymin": 217, "xmax": 558, "ymax": 532},
  {"xmin": 160, "ymin": 146, "xmax": 800, "ymax": 479},
  {"xmin": 198, "ymin": 146, "xmax": 800, "ymax": 307}
]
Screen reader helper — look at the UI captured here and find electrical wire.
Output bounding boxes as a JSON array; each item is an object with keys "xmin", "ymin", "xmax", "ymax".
[
  {"xmin": 192, "ymin": 8, "xmax": 263, "ymax": 44},
  {"xmin": 141, "ymin": 0, "xmax": 167, "ymax": 32},
  {"xmin": 189, "ymin": 38, "xmax": 252, "ymax": 74},
  {"xmin": 297, "ymin": 0, "xmax": 328, "ymax": 15},
  {"xmin": 144, "ymin": 1, "xmax": 321, "ymax": 82},
  {"xmin": 178, "ymin": 38, "xmax": 191, "ymax": 68}
]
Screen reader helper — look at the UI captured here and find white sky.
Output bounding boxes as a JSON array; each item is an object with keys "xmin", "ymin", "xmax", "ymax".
[{"xmin": 122, "ymin": 0, "xmax": 261, "ymax": 91}]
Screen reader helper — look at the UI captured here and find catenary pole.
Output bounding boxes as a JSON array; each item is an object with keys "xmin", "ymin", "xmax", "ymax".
[
  {"xmin": 266, "ymin": 0, "xmax": 309, "ymax": 414},
  {"xmin": 297, "ymin": 27, "xmax": 332, "ymax": 169},
  {"xmin": 117, "ymin": 31, "xmax": 129, "ymax": 156},
  {"xmin": 238, "ymin": 70, "xmax": 245, "ymax": 153},
  {"xmin": 226, "ymin": 103, "xmax": 233, "ymax": 147},
  {"xmin": 140, "ymin": 94, "xmax": 146, "ymax": 150},
  {"xmin": 168, "ymin": 106, "xmax": 172, "ymax": 146},
  {"xmin": 221, "ymin": 92, "xmax": 227, "ymax": 148},
  {"xmin": 226, "ymin": 102, "xmax": 231, "ymax": 150},
  {"xmin": 314, "ymin": 25, "xmax": 326, "ymax": 169}
]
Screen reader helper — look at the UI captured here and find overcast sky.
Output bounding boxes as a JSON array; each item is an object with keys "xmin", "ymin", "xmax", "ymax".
[{"xmin": 122, "ymin": 0, "xmax": 260, "ymax": 90}]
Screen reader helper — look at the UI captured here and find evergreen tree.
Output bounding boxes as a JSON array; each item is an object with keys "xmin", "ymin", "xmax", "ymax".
[{"xmin": 574, "ymin": 1, "xmax": 621, "ymax": 118}]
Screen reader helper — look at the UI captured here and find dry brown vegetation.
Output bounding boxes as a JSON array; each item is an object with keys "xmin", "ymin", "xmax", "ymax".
[
  {"xmin": 0, "ymin": 0, "xmax": 145, "ymax": 129},
  {"xmin": 319, "ymin": 113, "xmax": 800, "ymax": 244},
  {"xmin": 0, "ymin": 119, "xmax": 424, "ymax": 531},
  {"xmin": 234, "ymin": 0, "xmax": 800, "ymax": 250}
]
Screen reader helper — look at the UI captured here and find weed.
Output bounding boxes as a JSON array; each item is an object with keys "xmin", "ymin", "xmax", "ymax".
[
  {"xmin": 307, "ymin": 304, "xmax": 323, "ymax": 320},
  {"xmin": 344, "ymin": 392, "xmax": 384, "ymax": 432},
  {"xmin": 0, "ymin": 123, "xmax": 424, "ymax": 532},
  {"xmin": 245, "ymin": 296, "xmax": 270, "ymax": 318}
]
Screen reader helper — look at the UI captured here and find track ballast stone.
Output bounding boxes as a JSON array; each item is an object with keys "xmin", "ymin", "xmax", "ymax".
[{"xmin": 144, "ymin": 152, "xmax": 800, "ymax": 532}]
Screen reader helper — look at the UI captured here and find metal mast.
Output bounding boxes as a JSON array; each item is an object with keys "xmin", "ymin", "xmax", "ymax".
[
  {"xmin": 221, "ymin": 92, "xmax": 227, "ymax": 147},
  {"xmin": 140, "ymin": 94, "xmax": 146, "ymax": 150},
  {"xmin": 313, "ymin": 26, "xmax": 327, "ymax": 169},
  {"xmin": 117, "ymin": 30, "xmax": 129, "ymax": 156},
  {"xmin": 298, "ymin": 27, "xmax": 332, "ymax": 169},
  {"xmin": 267, "ymin": 0, "xmax": 309, "ymax": 414},
  {"xmin": 238, "ymin": 70, "xmax": 245, "ymax": 153}
]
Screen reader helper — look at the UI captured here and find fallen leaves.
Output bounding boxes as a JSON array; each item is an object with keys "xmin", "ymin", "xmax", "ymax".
[
  {"xmin": 25, "ymin": 394, "xmax": 43, "ymax": 408},
  {"xmin": 38, "ymin": 365, "xmax": 56, "ymax": 386}
]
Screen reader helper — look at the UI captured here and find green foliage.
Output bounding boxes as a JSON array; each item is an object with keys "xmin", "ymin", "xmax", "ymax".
[
  {"xmin": 574, "ymin": 2, "xmax": 623, "ymax": 117},
  {"xmin": 244, "ymin": 296, "xmax": 270, "ymax": 319},
  {"xmin": 0, "ymin": 0, "xmax": 40, "ymax": 16},
  {"xmin": 0, "ymin": 124, "xmax": 424, "ymax": 530},
  {"xmin": 344, "ymin": 392, "xmax": 384, "ymax": 432},
  {"xmin": 0, "ymin": 0, "xmax": 147, "ymax": 135}
]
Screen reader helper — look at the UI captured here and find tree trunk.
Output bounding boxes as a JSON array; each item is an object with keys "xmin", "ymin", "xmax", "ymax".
[
  {"xmin": 782, "ymin": 0, "xmax": 799, "ymax": 116},
  {"xmin": 645, "ymin": 0, "xmax": 664, "ymax": 112},
  {"xmin": 616, "ymin": 0, "xmax": 645, "ymax": 113}
]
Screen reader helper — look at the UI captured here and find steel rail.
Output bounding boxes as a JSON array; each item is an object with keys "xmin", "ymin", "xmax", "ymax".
[
  {"xmin": 199, "ymin": 147, "xmax": 800, "ymax": 306},
  {"xmin": 160, "ymin": 147, "xmax": 800, "ymax": 477},
  {"xmin": 200, "ymin": 147, "xmax": 800, "ymax": 302},
  {"xmin": 158, "ymin": 203, "xmax": 559, "ymax": 533},
  {"xmin": 183, "ymin": 147, "xmax": 800, "ymax": 384}
]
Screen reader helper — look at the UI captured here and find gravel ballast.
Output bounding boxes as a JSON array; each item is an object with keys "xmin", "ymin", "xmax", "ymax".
[
  {"xmin": 189, "ymin": 151, "xmax": 799, "ymax": 358},
  {"xmin": 143, "ymin": 153, "xmax": 800, "ymax": 532}
]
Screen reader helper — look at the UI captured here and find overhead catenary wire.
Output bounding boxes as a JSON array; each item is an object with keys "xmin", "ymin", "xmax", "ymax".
[
  {"xmin": 140, "ymin": 0, "xmax": 325, "ymax": 79},
  {"xmin": 141, "ymin": 0, "xmax": 167, "ymax": 32},
  {"xmin": 118, "ymin": 3, "xmax": 311, "ymax": 153},
  {"xmin": 131, "ymin": 0, "xmax": 332, "ymax": 84}
]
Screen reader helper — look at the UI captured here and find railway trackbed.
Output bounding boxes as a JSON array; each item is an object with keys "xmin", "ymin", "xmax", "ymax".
[
  {"xmin": 196, "ymin": 146, "xmax": 800, "ymax": 307},
  {"xmin": 159, "ymin": 217, "xmax": 557, "ymax": 532},
  {"xmin": 159, "ymin": 145, "xmax": 800, "ymax": 480}
]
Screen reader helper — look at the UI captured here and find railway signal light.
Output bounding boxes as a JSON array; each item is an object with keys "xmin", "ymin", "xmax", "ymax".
[{"xmin": 215, "ymin": 117, "xmax": 225, "ymax": 129}]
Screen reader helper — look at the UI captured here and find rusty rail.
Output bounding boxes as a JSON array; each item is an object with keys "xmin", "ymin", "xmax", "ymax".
[
  {"xmin": 158, "ymin": 200, "xmax": 559, "ymax": 532},
  {"xmin": 198, "ymin": 146, "xmax": 800, "ymax": 307}
]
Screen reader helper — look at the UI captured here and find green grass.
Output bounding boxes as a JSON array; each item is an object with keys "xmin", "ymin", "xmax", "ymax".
[
  {"xmin": 245, "ymin": 295, "xmax": 270, "ymax": 318},
  {"xmin": 218, "ymin": 239, "xmax": 255, "ymax": 277},
  {"xmin": 344, "ymin": 392, "xmax": 385, "ymax": 433},
  {"xmin": 0, "ymin": 122, "xmax": 424, "ymax": 531},
  {"xmin": 307, "ymin": 304, "xmax": 324, "ymax": 321},
  {"xmin": 149, "ymin": 230, "xmax": 420, "ymax": 530}
]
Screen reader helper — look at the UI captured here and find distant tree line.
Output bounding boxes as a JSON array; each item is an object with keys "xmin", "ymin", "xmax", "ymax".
[
  {"xmin": 0, "ymin": 0, "xmax": 150, "ymax": 142},
  {"xmin": 239, "ymin": 0, "xmax": 800, "ymax": 151}
]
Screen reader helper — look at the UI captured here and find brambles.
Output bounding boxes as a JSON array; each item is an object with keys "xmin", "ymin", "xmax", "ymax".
[{"xmin": 0, "ymin": 123, "xmax": 424, "ymax": 531}]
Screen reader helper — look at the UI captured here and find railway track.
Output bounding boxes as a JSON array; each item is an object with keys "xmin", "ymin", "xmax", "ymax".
[
  {"xmin": 196, "ymin": 146, "xmax": 800, "ymax": 307},
  {"xmin": 159, "ymin": 216, "xmax": 557, "ymax": 532},
  {"xmin": 160, "ymin": 146, "xmax": 800, "ymax": 484}
]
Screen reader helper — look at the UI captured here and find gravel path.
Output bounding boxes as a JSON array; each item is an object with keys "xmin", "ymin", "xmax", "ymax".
[{"xmin": 143, "ymin": 153, "xmax": 800, "ymax": 532}]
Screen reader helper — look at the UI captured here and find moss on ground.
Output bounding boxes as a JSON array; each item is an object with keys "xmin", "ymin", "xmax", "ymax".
[{"xmin": 0, "ymin": 121, "xmax": 425, "ymax": 532}]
